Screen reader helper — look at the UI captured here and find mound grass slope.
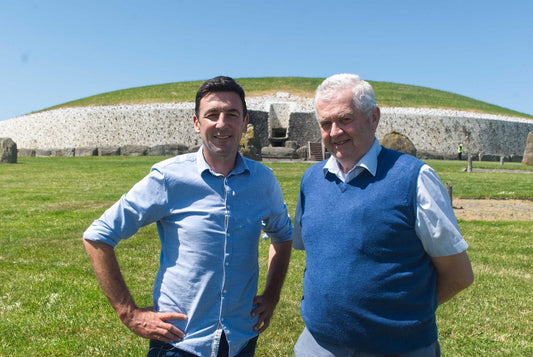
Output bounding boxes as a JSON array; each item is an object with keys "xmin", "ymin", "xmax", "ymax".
[{"xmin": 44, "ymin": 77, "xmax": 532, "ymax": 118}]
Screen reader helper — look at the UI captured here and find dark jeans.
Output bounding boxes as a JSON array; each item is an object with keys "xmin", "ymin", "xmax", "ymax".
[{"xmin": 147, "ymin": 333, "xmax": 258, "ymax": 357}]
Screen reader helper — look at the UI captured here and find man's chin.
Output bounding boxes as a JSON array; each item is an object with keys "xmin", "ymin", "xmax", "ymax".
[{"xmin": 206, "ymin": 144, "xmax": 237, "ymax": 156}]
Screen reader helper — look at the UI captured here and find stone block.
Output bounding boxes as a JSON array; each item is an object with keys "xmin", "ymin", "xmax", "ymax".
[
  {"xmin": 98, "ymin": 146, "xmax": 121, "ymax": 156},
  {"xmin": 0, "ymin": 137, "xmax": 17, "ymax": 163},
  {"xmin": 296, "ymin": 146, "xmax": 308, "ymax": 160},
  {"xmin": 18, "ymin": 148, "xmax": 35, "ymax": 157},
  {"xmin": 261, "ymin": 146, "xmax": 297, "ymax": 160},
  {"xmin": 121, "ymin": 145, "xmax": 149, "ymax": 156},
  {"xmin": 284, "ymin": 140, "xmax": 299, "ymax": 149},
  {"xmin": 148, "ymin": 144, "xmax": 188, "ymax": 156},
  {"xmin": 36, "ymin": 149, "xmax": 52, "ymax": 157},
  {"xmin": 75, "ymin": 147, "xmax": 98, "ymax": 157},
  {"xmin": 51, "ymin": 148, "xmax": 75, "ymax": 157}
]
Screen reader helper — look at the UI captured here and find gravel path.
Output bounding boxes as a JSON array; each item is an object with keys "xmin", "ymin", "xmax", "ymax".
[{"xmin": 452, "ymin": 198, "xmax": 532, "ymax": 221}]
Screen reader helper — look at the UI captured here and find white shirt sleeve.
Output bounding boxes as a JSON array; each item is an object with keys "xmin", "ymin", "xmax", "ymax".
[{"xmin": 415, "ymin": 164, "xmax": 468, "ymax": 257}]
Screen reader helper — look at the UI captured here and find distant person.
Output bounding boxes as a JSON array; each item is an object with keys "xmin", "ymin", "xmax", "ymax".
[
  {"xmin": 458, "ymin": 143, "xmax": 463, "ymax": 160},
  {"xmin": 83, "ymin": 76, "xmax": 293, "ymax": 357},
  {"xmin": 293, "ymin": 73, "xmax": 474, "ymax": 356}
]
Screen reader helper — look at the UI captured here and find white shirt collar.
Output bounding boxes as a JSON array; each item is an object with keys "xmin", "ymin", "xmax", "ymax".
[{"xmin": 323, "ymin": 138, "xmax": 382, "ymax": 182}]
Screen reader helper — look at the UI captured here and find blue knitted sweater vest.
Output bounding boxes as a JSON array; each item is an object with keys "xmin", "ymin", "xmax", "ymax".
[{"xmin": 299, "ymin": 148, "xmax": 438, "ymax": 353}]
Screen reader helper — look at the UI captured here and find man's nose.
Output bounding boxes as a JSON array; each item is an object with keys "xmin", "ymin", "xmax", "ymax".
[
  {"xmin": 330, "ymin": 122, "xmax": 343, "ymax": 136},
  {"xmin": 215, "ymin": 113, "xmax": 229, "ymax": 127}
]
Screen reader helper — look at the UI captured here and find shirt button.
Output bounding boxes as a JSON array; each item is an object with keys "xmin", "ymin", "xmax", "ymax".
[
  {"xmin": 225, "ymin": 262, "xmax": 229, "ymax": 266},
  {"xmin": 223, "ymin": 290, "xmax": 227, "ymax": 294}
]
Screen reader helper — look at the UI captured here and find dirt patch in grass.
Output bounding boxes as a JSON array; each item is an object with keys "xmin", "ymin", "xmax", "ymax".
[{"xmin": 453, "ymin": 198, "xmax": 532, "ymax": 221}]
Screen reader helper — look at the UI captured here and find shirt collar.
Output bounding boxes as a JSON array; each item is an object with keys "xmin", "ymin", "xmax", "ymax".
[
  {"xmin": 323, "ymin": 138, "xmax": 382, "ymax": 182},
  {"xmin": 196, "ymin": 146, "xmax": 249, "ymax": 177}
]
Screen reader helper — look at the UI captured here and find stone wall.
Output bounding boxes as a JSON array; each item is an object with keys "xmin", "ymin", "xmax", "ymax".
[
  {"xmin": 0, "ymin": 99, "xmax": 531, "ymax": 160},
  {"xmin": 377, "ymin": 108, "xmax": 533, "ymax": 160},
  {"xmin": 0, "ymin": 104, "xmax": 200, "ymax": 150}
]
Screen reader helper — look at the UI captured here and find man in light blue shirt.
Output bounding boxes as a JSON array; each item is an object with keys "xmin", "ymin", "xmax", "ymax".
[
  {"xmin": 292, "ymin": 74, "xmax": 474, "ymax": 357},
  {"xmin": 83, "ymin": 76, "xmax": 293, "ymax": 357}
]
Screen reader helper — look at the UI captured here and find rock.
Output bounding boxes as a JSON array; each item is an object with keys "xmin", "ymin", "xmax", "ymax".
[
  {"xmin": 17, "ymin": 148, "xmax": 35, "ymax": 157},
  {"xmin": 36, "ymin": 149, "xmax": 52, "ymax": 157},
  {"xmin": 148, "ymin": 143, "xmax": 188, "ymax": 156},
  {"xmin": 381, "ymin": 131, "xmax": 417, "ymax": 157},
  {"xmin": 261, "ymin": 146, "xmax": 297, "ymax": 160},
  {"xmin": 240, "ymin": 124, "xmax": 261, "ymax": 161},
  {"xmin": 98, "ymin": 146, "xmax": 121, "ymax": 156},
  {"xmin": 0, "ymin": 137, "xmax": 17, "ymax": 163},
  {"xmin": 522, "ymin": 132, "xmax": 533, "ymax": 166},
  {"xmin": 296, "ymin": 146, "xmax": 308, "ymax": 160},
  {"xmin": 75, "ymin": 147, "xmax": 98, "ymax": 157},
  {"xmin": 121, "ymin": 145, "xmax": 149, "ymax": 156},
  {"xmin": 51, "ymin": 148, "xmax": 75, "ymax": 157},
  {"xmin": 284, "ymin": 140, "xmax": 299, "ymax": 150}
]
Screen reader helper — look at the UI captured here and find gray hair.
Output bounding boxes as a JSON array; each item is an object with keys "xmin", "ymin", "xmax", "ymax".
[{"xmin": 315, "ymin": 73, "xmax": 377, "ymax": 116}]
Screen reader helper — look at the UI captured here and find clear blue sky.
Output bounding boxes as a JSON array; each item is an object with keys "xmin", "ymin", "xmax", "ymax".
[{"xmin": 1, "ymin": 0, "xmax": 532, "ymax": 121}]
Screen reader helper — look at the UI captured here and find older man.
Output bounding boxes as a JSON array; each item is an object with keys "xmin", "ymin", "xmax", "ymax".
[{"xmin": 293, "ymin": 73, "xmax": 474, "ymax": 357}]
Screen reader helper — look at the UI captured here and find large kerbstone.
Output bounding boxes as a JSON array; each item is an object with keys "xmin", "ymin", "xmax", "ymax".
[
  {"xmin": 98, "ymin": 146, "xmax": 121, "ymax": 156},
  {"xmin": 121, "ymin": 145, "xmax": 149, "ymax": 156},
  {"xmin": 261, "ymin": 146, "xmax": 297, "ymax": 159},
  {"xmin": 76, "ymin": 147, "xmax": 98, "ymax": 157},
  {"xmin": 381, "ymin": 131, "xmax": 417, "ymax": 157},
  {"xmin": 522, "ymin": 132, "xmax": 533, "ymax": 166},
  {"xmin": 1, "ymin": 137, "xmax": 17, "ymax": 163},
  {"xmin": 147, "ymin": 143, "xmax": 188, "ymax": 156}
]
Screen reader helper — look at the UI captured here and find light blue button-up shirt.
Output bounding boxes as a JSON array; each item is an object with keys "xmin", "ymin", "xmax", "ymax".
[{"xmin": 84, "ymin": 148, "xmax": 293, "ymax": 357}]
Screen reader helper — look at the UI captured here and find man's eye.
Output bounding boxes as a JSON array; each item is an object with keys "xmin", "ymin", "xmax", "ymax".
[{"xmin": 320, "ymin": 122, "xmax": 331, "ymax": 129}]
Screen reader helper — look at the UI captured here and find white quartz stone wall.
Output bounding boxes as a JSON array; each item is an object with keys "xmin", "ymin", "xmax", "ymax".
[
  {"xmin": 0, "ymin": 98, "xmax": 531, "ymax": 158},
  {"xmin": 0, "ymin": 104, "xmax": 199, "ymax": 149}
]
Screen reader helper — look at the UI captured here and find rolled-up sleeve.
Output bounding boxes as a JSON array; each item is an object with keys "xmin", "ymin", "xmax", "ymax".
[{"xmin": 83, "ymin": 168, "xmax": 168, "ymax": 247}]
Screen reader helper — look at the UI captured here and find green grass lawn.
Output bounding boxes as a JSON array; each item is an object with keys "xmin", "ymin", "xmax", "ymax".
[{"xmin": 0, "ymin": 157, "xmax": 531, "ymax": 356}]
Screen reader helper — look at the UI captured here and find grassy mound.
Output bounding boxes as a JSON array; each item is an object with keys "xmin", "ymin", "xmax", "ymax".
[{"xmin": 43, "ymin": 77, "xmax": 532, "ymax": 118}]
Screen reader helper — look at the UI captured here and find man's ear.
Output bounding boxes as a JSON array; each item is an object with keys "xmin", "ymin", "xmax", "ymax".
[
  {"xmin": 241, "ymin": 114, "xmax": 250, "ymax": 133},
  {"xmin": 371, "ymin": 107, "xmax": 380, "ymax": 131},
  {"xmin": 193, "ymin": 115, "xmax": 201, "ymax": 134}
]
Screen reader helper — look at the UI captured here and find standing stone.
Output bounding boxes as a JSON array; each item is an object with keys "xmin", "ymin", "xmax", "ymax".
[
  {"xmin": 0, "ymin": 137, "xmax": 17, "ymax": 163},
  {"xmin": 444, "ymin": 183, "xmax": 453, "ymax": 206},
  {"xmin": 522, "ymin": 132, "xmax": 533, "ymax": 166}
]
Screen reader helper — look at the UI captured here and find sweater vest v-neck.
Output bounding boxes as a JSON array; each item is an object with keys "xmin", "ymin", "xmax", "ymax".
[{"xmin": 299, "ymin": 148, "xmax": 438, "ymax": 353}]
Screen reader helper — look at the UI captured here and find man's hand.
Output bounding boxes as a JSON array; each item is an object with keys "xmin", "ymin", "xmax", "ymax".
[
  {"xmin": 250, "ymin": 240, "xmax": 292, "ymax": 334},
  {"xmin": 83, "ymin": 240, "xmax": 187, "ymax": 342},
  {"xmin": 123, "ymin": 306, "xmax": 187, "ymax": 343},
  {"xmin": 251, "ymin": 293, "xmax": 278, "ymax": 334}
]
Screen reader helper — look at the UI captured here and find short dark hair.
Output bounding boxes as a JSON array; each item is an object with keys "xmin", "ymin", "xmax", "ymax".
[{"xmin": 195, "ymin": 76, "xmax": 247, "ymax": 116}]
